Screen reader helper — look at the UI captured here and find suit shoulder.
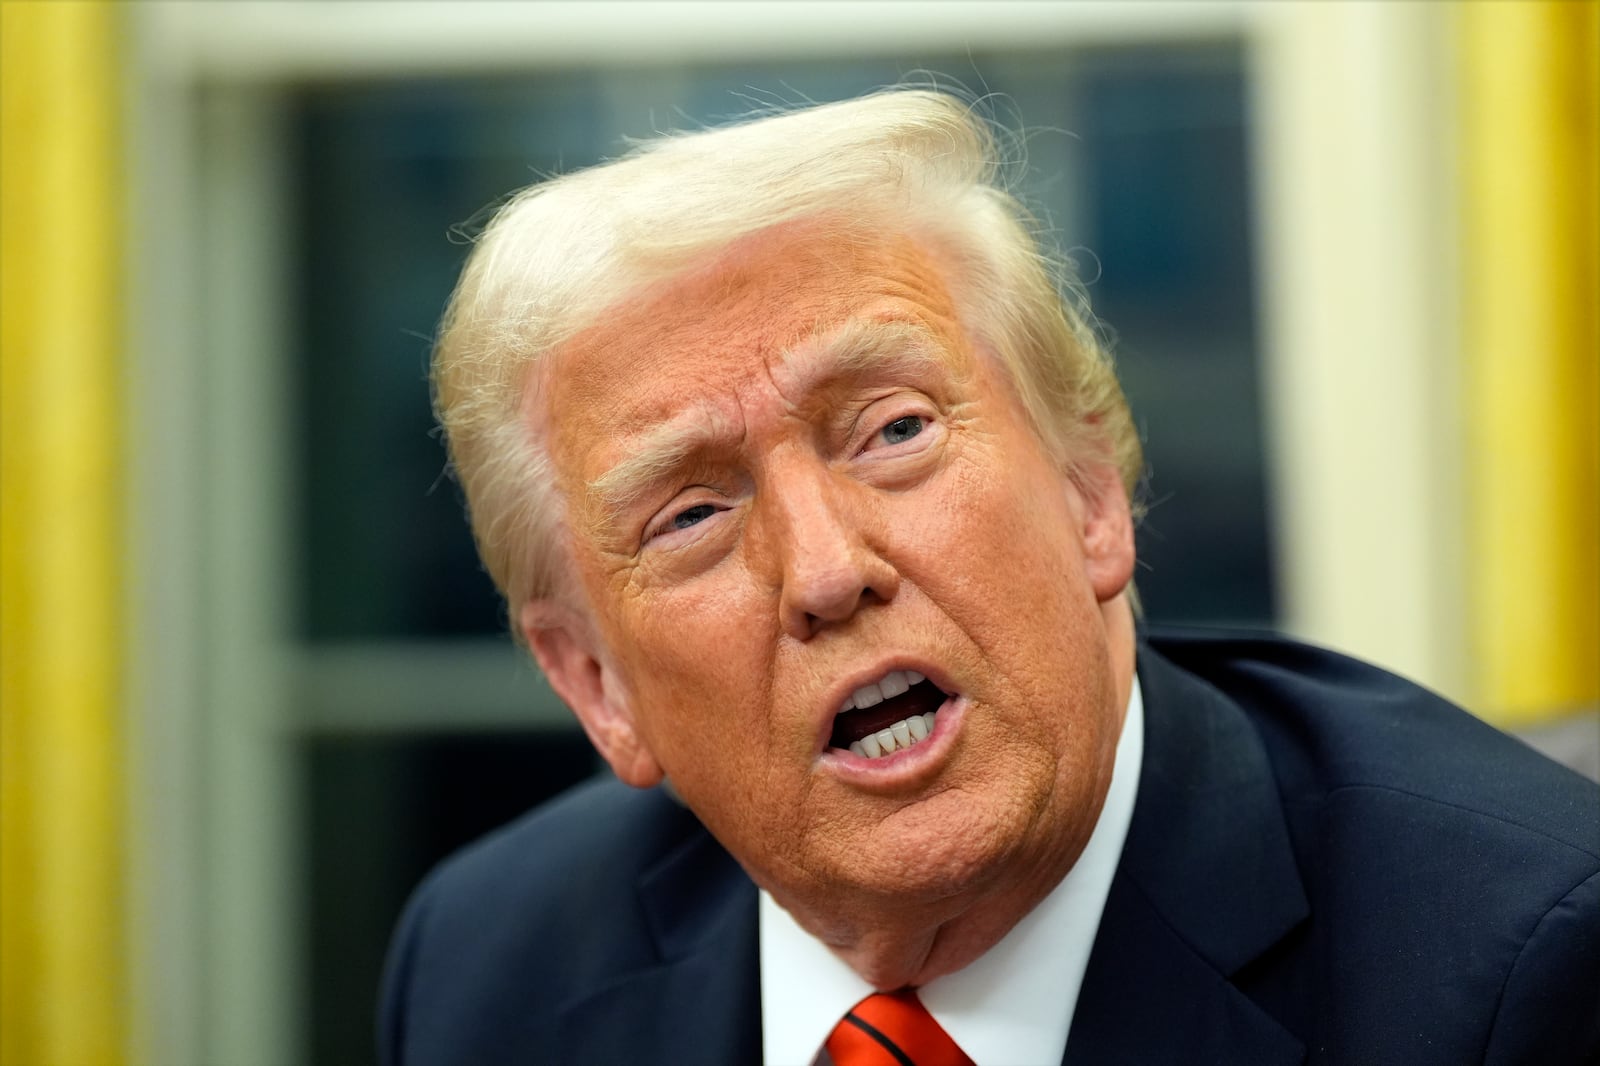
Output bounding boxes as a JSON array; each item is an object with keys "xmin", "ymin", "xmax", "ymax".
[
  {"xmin": 1142, "ymin": 628, "xmax": 1600, "ymax": 860},
  {"xmin": 1139, "ymin": 629, "xmax": 1600, "ymax": 1061},
  {"xmin": 379, "ymin": 776, "xmax": 714, "ymax": 1064},
  {"xmin": 416, "ymin": 774, "xmax": 695, "ymax": 912}
]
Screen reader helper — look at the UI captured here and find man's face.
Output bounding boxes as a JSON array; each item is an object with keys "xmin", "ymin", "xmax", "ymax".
[{"xmin": 529, "ymin": 224, "xmax": 1134, "ymax": 931}]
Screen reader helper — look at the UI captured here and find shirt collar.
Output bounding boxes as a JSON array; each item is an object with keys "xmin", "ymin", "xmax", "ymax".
[{"xmin": 760, "ymin": 677, "xmax": 1145, "ymax": 1066}]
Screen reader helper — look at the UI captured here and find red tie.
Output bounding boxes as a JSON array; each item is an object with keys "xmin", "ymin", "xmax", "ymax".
[{"xmin": 824, "ymin": 990, "xmax": 976, "ymax": 1066}]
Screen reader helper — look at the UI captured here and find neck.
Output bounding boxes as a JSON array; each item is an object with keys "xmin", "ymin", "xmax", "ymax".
[{"xmin": 823, "ymin": 853, "xmax": 1088, "ymax": 989}]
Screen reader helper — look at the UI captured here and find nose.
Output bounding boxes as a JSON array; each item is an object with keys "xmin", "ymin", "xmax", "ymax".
[{"xmin": 757, "ymin": 462, "xmax": 899, "ymax": 640}]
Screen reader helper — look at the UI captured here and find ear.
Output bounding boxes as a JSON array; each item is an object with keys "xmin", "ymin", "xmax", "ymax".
[
  {"xmin": 520, "ymin": 600, "xmax": 665, "ymax": 789},
  {"xmin": 1070, "ymin": 461, "xmax": 1137, "ymax": 604}
]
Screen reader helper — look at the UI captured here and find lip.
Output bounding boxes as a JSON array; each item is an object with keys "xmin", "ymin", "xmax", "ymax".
[
  {"xmin": 813, "ymin": 657, "xmax": 966, "ymax": 788},
  {"xmin": 818, "ymin": 691, "xmax": 968, "ymax": 791},
  {"xmin": 815, "ymin": 657, "xmax": 958, "ymax": 744}
]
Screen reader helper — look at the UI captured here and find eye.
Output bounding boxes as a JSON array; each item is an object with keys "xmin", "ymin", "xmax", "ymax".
[
  {"xmin": 643, "ymin": 498, "xmax": 725, "ymax": 547},
  {"xmin": 671, "ymin": 503, "xmax": 717, "ymax": 530},
  {"xmin": 878, "ymin": 415, "xmax": 925, "ymax": 446}
]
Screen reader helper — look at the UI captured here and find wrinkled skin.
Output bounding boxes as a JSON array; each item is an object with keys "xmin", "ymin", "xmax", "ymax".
[{"xmin": 522, "ymin": 223, "xmax": 1137, "ymax": 989}]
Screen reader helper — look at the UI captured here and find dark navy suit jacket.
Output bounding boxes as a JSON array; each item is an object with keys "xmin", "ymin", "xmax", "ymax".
[{"xmin": 380, "ymin": 633, "xmax": 1600, "ymax": 1064}]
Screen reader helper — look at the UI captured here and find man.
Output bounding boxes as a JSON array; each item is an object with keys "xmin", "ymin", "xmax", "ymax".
[{"xmin": 380, "ymin": 90, "xmax": 1599, "ymax": 1065}]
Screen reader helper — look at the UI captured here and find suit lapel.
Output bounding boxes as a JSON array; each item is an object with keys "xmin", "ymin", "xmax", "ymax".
[
  {"xmin": 1067, "ymin": 872, "xmax": 1303, "ymax": 1064},
  {"xmin": 553, "ymin": 808, "xmax": 761, "ymax": 1064},
  {"xmin": 1066, "ymin": 642, "xmax": 1309, "ymax": 1065}
]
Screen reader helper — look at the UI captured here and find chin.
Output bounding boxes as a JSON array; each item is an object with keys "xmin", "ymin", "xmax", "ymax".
[{"xmin": 830, "ymin": 787, "xmax": 1050, "ymax": 905}]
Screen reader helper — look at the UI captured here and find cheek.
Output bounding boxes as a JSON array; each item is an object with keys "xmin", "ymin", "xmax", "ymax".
[
  {"xmin": 610, "ymin": 574, "xmax": 778, "ymax": 739},
  {"xmin": 901, "ymin": 441, "xmax": 1108, "ymax": 726},
  {"xmin": 916, "ymin": 444, "xmax": 1085, "ymax": 608},
  {"xmin": 608, "ymin": 544, "xmax": 730, "ymax": 643}
]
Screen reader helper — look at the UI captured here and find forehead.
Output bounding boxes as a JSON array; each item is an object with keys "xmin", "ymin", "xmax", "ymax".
[{"xmin": 537, "ymin": 225, "xmax": 967, "ymax": 466}]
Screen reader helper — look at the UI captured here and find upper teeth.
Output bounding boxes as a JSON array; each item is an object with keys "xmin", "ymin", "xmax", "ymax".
[{"xmin": 840, "ymin": 669, "xmax": 926, "ymax": 713}]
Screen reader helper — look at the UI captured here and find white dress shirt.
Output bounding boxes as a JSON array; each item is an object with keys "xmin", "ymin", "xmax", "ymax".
[{"xmin": 760, "ymin": 679, "xmax": 1145, "ymax": 1066}]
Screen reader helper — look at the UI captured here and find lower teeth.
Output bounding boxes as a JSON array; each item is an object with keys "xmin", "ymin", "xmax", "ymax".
[{"xmin": 846, "ymin": 711, "xmax": 938, "ymax": 759}]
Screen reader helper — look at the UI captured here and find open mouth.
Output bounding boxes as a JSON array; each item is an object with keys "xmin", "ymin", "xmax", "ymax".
[{"xmin": 827, "ymin": 670, "xmax": 951, "ymax": 760}]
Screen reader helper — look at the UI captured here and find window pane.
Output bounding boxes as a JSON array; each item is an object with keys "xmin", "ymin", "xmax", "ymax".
[{"xmin": 303, "ymin": 731, "xmax": 601, "ymax": 1066}]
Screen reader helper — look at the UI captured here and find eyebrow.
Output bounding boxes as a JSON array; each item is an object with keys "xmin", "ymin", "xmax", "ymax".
[
  {"xmin": 587, "ymin": 403, "xmax": 741, "ymax": 521},
  {"xmin": 779, "ymin": 317, "xmax": 949, "ymax": 392},
  {"xmin": 585, "ymin": 318, "xmax": 950, "ymax": 523}
]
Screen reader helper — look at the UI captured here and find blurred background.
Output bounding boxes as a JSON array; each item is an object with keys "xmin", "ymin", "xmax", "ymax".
[{"xmin": 2, "ymin": 1, "xmax": 1595, "ymax": 1064}]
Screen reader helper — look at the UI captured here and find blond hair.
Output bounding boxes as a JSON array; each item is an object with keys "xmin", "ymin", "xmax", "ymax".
[{"xmin": 433, "ymin": 89, "xmax": 1142, "ymax": 617}]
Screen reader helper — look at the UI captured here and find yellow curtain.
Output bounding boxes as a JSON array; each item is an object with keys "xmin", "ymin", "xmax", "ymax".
[
  {"xmin": 0, "ymin": 2, "xmax": 128, "ymax": 1064},
  {"xmin": 1460, "ymin": 0, "xmax": 1600, "ymax": 728}
]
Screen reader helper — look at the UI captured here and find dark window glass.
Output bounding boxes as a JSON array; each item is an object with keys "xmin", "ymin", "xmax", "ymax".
[{"xmin": 304, "ymin": 731, "xmax": 601, "ymax": 1066}]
